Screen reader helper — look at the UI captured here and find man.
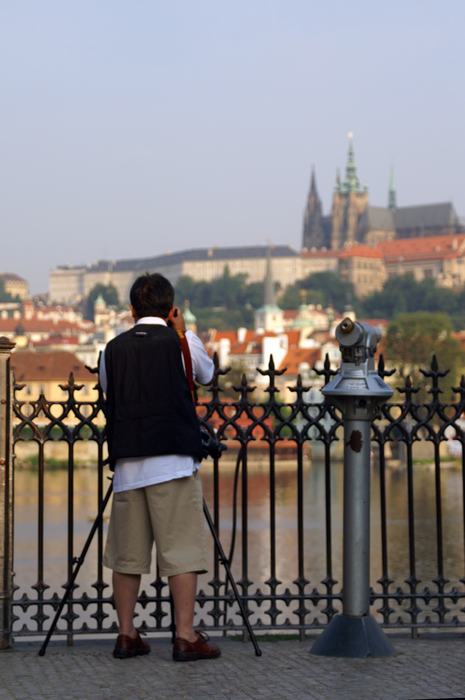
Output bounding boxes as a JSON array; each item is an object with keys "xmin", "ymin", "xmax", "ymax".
[{"xmin": 100, "ymin": 272, "xmax": 221, "ymax": 661}]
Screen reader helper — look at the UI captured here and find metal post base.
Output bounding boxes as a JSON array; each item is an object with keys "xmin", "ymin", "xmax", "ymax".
[{"xmin": 310, "ymin": 614, "xmax": 395, "ymax": 658}]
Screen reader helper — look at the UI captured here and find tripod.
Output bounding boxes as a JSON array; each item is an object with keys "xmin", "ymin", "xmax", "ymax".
[{"xmin": 38, "ymin": 475, "xmax": 262, "ymax": 657}]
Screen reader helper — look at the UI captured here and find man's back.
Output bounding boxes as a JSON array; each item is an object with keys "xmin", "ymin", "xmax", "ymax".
[{"xmin": 104, "ymin": 322, "xmax": 203, "ymax": 465}]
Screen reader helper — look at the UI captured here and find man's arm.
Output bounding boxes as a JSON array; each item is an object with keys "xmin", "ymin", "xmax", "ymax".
[
  {"xmin": 168, "ymin": 306, "xmax": 214, "ymax": 384},
  {"xmin": 186, "ymin": 330, "xmax": 214, "ymax": 384}
]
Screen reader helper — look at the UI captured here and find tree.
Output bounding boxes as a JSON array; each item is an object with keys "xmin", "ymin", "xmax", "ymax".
[
  {"xmin": 385, "ymin": 312, "xmax": 464, "ymax": 394},
  {"xmin": 279, "ymin": 272, "xmax": 355, "ymax": 312},
  {"xmin": 174, "ymin": 268, "xmax": 265, "ymax": 330},
  {"xmin": 361, "ymin": 274, "xmax": 458, "ymax": 319},
  {"xmin": 85, "ymin": 283, "xmax": 120, "ymax": 320}
]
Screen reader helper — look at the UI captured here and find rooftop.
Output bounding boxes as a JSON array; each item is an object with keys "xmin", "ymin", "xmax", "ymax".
[
  {"xmin": 85, "ymin": 245, "xmax": 299, "ymax": 273},
  {"xmin": 11, "ymin": 351, "xmax": 93, "ymax": 382},
  {"xmin": 0, "ymin": 273, "xmax": 27, "ymax": 282},
  {"xmin": 394, "ymin": 202, "xmax": 459, "ymax": 230},
  {"xmin": 339, "ymin": 244, "xmax": 383, "ymax": 259},
  {"xmin": 378, "ymin": 233, "xmax": 465, "ymax": 261}
]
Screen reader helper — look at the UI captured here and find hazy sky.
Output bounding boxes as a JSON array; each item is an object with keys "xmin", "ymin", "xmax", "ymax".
[{"xmin": 1, "ymin": 1, "xmax": 464, "ymax": 293}]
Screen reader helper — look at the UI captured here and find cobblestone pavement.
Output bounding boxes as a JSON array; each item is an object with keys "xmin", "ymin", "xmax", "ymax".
[{"xmin": 0, "ymin": 635, "xmax": 464, "ymax": 700}]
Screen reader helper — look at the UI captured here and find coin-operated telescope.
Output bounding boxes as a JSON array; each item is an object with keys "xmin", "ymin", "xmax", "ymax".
[
  {"xmin": 311, "ymin": 318, "xmax": 394, "ymax": 658},
  {"xmin": 323, "ymin": 317, "xmax": 392, "ymax": 408}
]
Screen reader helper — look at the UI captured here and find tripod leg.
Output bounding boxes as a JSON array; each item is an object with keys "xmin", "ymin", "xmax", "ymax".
[
  {"xmin": 169, "ymin": 593, "xmax": 176, "ymax": 644},
  {"xmin": 38, "ymin": 480, "xmax": 113, "ymax": 657},
  {"xmin": 203, "ymin": 499, "xmax": 262, "ymax": 657}
]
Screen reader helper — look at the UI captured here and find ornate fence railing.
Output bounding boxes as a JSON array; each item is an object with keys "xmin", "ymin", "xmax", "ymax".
[{"xmin": 2, "ymin": 340, "xmax": 465, "ymax": 644}]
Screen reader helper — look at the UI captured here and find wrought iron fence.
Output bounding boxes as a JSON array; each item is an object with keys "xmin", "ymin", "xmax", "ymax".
[{"xmin": 3, "ymin": 345, "xmax": 465, "ymax": 643}]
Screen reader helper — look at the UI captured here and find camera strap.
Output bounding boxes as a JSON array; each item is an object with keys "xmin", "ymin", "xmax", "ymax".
[{"xmin": 178, "ymin": 333, "xmax": 198, "ymax": 404}]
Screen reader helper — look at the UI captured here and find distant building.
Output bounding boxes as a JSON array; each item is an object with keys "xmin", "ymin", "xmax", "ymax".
[
  {"xmin": 48, "ymin": 136, "xmax": 464, "ymax": 305},
  {"xmin": 300, "ymin": 249, "xmax": 339, "ymax": 278},
  {"xmin": 0, "ymin": 273, "xmax": 29, "ymax": 300},
  {"xmin": 338, "ymin": 244, "xmax": 387, "ymax": 297},
  {"xmin": 11, "ymin": 351, "xmax": 97, "ymax": 402},
  {"xmin": 302, "ymin": 135, "xmax": 462, "ymax": 251},
  {"xmin": 254, "ymin": 249, "xmax": 284, "ymax": 334},
  {"xmin": 49, "ymin": 266, "xmax": 86, "ymax": 304},
  {"xmin": 49, "ymin": 246, "xmax": 300, "ymax": 305},
  {"xmin": 378, "ymin": 233, "xmax": 465, "ymax": 287},
  {"xmin": 183, "ymin": 301, "xmax": 197, "ymax": 334}
]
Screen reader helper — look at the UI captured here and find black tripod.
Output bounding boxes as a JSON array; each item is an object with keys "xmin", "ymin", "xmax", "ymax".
[{"xmin": 38, "ymin": 475, "xmax": 262, "ymax": 657}]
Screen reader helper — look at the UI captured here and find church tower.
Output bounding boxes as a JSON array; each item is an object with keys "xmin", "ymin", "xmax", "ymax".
[
  {"xmin": 255, "ymin": 247, "xmax": 284, "ymax": 333},
  {"xmin": 302, "ymin": 167, "xmax": 324, "ymax": 249},
  {"xmin": 330, "ymin": 134, "xmax": 369, "ymax": 250},
  {"xmin": 388, "ymin": 168, "xmax": 397, "ymax": 209}
]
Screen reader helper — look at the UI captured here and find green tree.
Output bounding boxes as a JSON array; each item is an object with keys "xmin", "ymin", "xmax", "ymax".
[
  {"xmin": 85, "ymin": 283, "xmax": 120, "ymax": 320},
  {"xmin": 385, "ymin": 312, "xmax": 464, "ymax": 394},
  {"xmin": 175, "ymin": 268, "xmax": 265, "ymax": 330},
  {"xmin": 280, "ymin": 271, "xmax": 355, "ymax": 312},
  {"xmin": 361, "ymin": 274, "xmax": 458, "ymax": 319}
]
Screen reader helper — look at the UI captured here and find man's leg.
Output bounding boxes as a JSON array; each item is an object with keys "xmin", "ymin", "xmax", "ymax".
[
  {"xmin": 113, "ymin": 571, "xmax": 141, "ymax": 638},
  {"xmin": 169, "ymin": 572, "xmax": 197, "ymax": 642}
]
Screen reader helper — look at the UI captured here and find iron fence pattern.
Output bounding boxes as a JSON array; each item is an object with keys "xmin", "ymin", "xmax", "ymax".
[{"xmin": 11, "ymin": 355, "xmax": 465, "ymax": 639}]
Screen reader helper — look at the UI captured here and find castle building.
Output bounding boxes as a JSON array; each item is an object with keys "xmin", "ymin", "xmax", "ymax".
[
  {"xmin": 49, "ymin": 135, "xmax": 463, "ymax": 306},
  {"xmin": 302, "ymin": 135, "xmax": 462, "ymax": 251},
  {"xmin": 330, "ymin": 135, "xmax": 369, "ymax": 250},
  {"xmin": 338, "ymin": 244, "xmax": 387, "ymax": 297},
  {"xmin": 49, "ymin": 246, "xmax": 299, "ymax": 304}
]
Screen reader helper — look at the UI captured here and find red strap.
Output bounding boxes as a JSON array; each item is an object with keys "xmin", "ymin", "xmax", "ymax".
[{"xmin": 178, "ymin": 334, "xmax": 197, "ymax": 404}]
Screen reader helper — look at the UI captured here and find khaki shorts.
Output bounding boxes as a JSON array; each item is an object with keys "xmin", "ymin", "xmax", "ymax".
[{"xmin": 104, "ymin": 473, "xmax": 208, "ymax": 577}]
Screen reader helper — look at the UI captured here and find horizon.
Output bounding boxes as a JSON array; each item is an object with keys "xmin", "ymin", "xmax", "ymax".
[{"xmin": 2, "ymin": 1, "xmax": 464, "ymax": 293}]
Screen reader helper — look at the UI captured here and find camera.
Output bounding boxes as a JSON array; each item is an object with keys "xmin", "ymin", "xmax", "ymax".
[{"xmin": 199, "ymin": 425, "xmax": 227, "ymax": 460}]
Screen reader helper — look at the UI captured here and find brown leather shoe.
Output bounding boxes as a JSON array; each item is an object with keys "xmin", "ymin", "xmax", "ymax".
[
  {"xmin": 173, "ymin": 631, "xmax": 221, "ymax": 662},
  {"xmin": 113, "ymin": 631, "xmax": 151, "ymax": 659}
]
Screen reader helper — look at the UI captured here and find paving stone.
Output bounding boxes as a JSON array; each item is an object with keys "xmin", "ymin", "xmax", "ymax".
[{"xmin": 0, "ymin": 636, "xmax": 464, "ymax": 699}]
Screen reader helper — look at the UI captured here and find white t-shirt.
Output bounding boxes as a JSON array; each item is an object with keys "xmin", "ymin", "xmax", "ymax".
[{"xmin": 99, "ymin": 316, "xmax": 214, "ymax": 493}]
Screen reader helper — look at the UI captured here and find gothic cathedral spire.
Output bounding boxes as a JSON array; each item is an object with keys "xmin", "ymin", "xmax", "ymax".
[
  {"xmin": 302, "ymin": 166, "xmax": 324, "ymax": 249},
  {"xmin": 342, "ymin": 132, "xmax": 362, "ymax": 193},
  {"xmin": 388, "ymin": 168, "xmax": 397, "ymax": 209}
]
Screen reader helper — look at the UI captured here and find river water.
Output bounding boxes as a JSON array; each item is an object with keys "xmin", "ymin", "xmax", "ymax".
[{"xmin": 12, "ymin": 456, "xmax": 465, "ymax": 634}]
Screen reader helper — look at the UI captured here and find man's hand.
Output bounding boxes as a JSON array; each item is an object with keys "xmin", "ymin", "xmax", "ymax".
[{"xmin": 167, "ymin": 306, "xmax": 186, "ymax": 337}]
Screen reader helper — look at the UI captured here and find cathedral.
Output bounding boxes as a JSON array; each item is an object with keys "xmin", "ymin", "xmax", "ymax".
[{"xmin": 302, "ymin": 136, "xmax": 461, "ymax": 251}]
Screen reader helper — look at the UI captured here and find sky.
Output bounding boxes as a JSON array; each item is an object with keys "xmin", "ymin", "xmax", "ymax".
[{"xmin": 1, "ymin": 0, "xmax": 464, "ymax": 293}]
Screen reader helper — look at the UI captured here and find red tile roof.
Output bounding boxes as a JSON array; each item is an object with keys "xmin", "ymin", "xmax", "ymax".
[
  {"xmin": 284, "ymin": 330, "xmax": 300, "ymax": 345},
  {"xmin": 339, "ymin": 244, "xmax": 383, "ymax": 259},
  {"xmin": 33, "ymin": 336, "xmax": 80, "ymax": 347},
  {"xmin": 210, "ymin": 330, "xmax": 237, "ymax": 343},
  {"xmin": 283, "ymin": 310, "xmax": 298, "ymax": 320},
  {"xmin": 378, "ymin": 233, "xmax": 465, "ymax": 262},
  {"xmin": 11, "ymin": 351, "xmax": 93, "ymax": 382},
  {"xmin": 0, "ymin": 319, "xmax": 89, "ymax": 334},
  {"xmin": 279, "ymin": 347, "xmax": 321, "ymax": 374}
]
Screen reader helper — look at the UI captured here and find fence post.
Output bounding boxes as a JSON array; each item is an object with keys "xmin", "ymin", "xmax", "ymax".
[{"xmin": 0, "ymin": 336, "xmax": 15, "ymax": 650}]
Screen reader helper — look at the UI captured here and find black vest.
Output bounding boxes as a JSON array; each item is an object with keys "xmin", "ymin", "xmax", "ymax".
[{"xmin": 104, "ymin": 324, "xmax": 203, "ymax": 466}]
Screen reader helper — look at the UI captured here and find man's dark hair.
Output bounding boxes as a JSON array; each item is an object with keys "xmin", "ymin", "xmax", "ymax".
[{"xmin": 130, "ymin": 273, "xmax": 175, "ymax": 319}]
